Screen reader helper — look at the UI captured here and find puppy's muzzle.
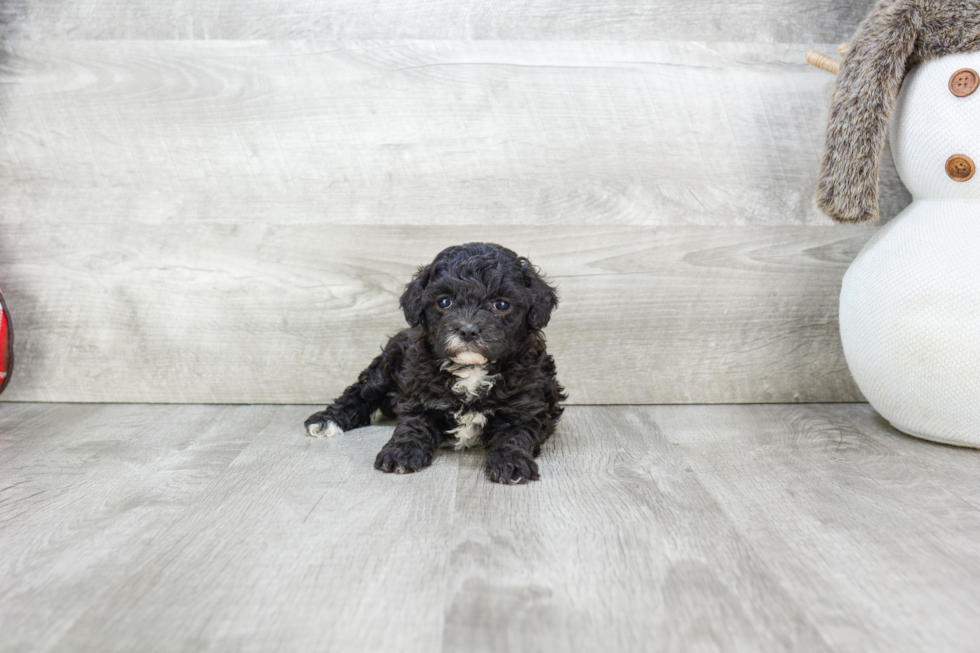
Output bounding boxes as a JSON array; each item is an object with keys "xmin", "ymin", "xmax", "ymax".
[{"xmin": 444, "ymin": 326, "xmax": 488, "ymax": 365}]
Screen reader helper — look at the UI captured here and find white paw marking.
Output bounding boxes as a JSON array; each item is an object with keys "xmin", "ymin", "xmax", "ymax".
[{"xmin": 307, "ymin": 420, "xmax": 343, "ymax": 438}]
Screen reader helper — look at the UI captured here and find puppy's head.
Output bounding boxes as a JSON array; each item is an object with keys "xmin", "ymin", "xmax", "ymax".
[{"xmin": 400, "ymin": 243, "xmax": 558, "ymax": 365}]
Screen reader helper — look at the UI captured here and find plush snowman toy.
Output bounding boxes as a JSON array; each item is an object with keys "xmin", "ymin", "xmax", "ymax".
[{"xmin": 811, "ymin": 0, "xmax": 980, "ymax": 446}]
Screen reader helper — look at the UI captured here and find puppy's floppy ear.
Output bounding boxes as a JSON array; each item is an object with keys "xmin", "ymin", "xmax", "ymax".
[
  {"xmin": 400, "ymin": 263, "xmax": 432, "ymax": 327},
  {"xmin": 521, "ymin": 257, "xmax": 558, "ymax": 330}
]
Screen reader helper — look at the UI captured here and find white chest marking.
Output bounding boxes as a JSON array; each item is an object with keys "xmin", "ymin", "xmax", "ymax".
[
  {"xmin": 448, "ymin": 411, "xmax": 487, "ymax": 450},
  {"xmin": 442, "ymin": 362, "xmax": 498, "ymax": 449},
  {"xmin": 450, "ymin": 364, "xmax": 497, "ymax": 401}
]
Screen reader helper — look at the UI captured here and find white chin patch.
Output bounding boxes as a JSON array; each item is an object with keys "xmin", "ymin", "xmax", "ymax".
[
  {"xmin": 453, "ymin": 351, "xmax": 488, "ymax": 365},
  {"xmin": 307, "ymin": 420, "xmax": 344, "ymax": 438}
]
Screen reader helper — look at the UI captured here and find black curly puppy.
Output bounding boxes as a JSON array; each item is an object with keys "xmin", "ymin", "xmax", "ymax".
[{"xmin": 305, "ymin": 242, "xmax": 565, "ymax": 484}]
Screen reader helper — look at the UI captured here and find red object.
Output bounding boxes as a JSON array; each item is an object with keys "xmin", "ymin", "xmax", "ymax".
[{"xmin": 0, "ymin": 288, "xmax": 11, "ymax": 395}]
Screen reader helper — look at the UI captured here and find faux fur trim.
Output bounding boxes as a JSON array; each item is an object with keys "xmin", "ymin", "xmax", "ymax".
[{"xmin": 817, "ymin": 0, "xmax": 980, "ymax": 223}]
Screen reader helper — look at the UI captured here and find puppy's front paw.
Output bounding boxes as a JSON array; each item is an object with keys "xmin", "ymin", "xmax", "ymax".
[
  {"xmin": 486, "ymin": 448, "xmax": 539, "ymax": 484},
  {"xmin": 374, "ymin": 440, "xmax": 434, "ymax": 474},
  {"xmin": 305, "ymin": 413, "xmax": 344, "ymax": 438}
]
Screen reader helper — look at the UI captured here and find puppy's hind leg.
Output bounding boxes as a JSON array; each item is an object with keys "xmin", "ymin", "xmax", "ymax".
[
  {"xmin": 305, "ymin": 383, "xmax": 374, "ymax": 438},
  {"xmin": 305, "ymin": 340, "xmax": 401, "ymax": 437}
]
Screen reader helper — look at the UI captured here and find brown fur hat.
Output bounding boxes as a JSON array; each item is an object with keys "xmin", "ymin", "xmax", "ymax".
[{"xmin": 817, "ymin": 0, "xmax": 980, "ymax": 223}]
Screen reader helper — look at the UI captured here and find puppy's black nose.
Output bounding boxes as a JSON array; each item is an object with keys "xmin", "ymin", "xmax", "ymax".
[{"xmin": 459, "ymin": 324, "xmax": 480, "ymax": 341}]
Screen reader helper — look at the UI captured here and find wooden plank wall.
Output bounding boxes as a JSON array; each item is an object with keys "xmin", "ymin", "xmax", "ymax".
[{"xmin": 0, "ymin": 1, "xmax": 905, "ymax": 404}]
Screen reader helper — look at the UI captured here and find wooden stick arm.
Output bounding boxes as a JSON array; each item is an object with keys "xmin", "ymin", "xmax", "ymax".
[
  {"xmin": 806, "ymin": 50, "xmax": 841, "ymax": 75},
  {"xmin": 806, "ymin": 43, "xmax": 849, "ymax": 75}
]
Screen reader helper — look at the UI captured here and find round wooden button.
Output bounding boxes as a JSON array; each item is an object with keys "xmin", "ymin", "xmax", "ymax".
[
  {"xmin": 949, "ymin": 68, "xmax": 979, "ymax": 97},
  {"xmin": 945, "ymin": 154, "xmax": 975, "ymax": 182}
]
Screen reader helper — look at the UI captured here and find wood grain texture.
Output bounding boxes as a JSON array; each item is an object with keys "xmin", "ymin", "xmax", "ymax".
[
  {"xmin": 441, "ymin": 405, "xmax": 831, "ymax": 652},
  {"xmin": 0, "ymin": 223, "xmax": 870, "ymax": 404},
  {"xmin": 0, "ymin": 16, "xmax": 917, "ymax": 404},
  {"xmin": 40, "ymin": 409, "xmax": 459, "ymax": 652},
  {"xmin": 653, "ymin": 403, "xmax": 980, "ymax": 653},
  {"xmin": 0, "ymin": 404, "xmax": 273, "ymax": 652},
  {"xmin": 0, "ymin": 39, "xmax": 911, "ymax": 228},
  {"xmin": 0, "ymin": 38, "xmax": 906, "ymax": 404},
  {"xmin": 2, "ymin": 0, "xmax": 877, "ymax": 42},
  {"xmin": 4, "ymin": 403, "xmax": 980, "ymax": 652}
]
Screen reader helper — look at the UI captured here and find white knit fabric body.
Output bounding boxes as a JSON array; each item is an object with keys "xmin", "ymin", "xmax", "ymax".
[{"xmin": 840, "ymin": 52, "xmax": 980, "ymax": 446}]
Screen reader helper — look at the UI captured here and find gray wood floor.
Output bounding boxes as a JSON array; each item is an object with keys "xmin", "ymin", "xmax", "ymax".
[{"xmin": 2, "ymin": 403, "xmax": 979, "ymax": 652}]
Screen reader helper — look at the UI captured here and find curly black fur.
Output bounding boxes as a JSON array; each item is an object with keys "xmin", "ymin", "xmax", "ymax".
[{"xmin": 305, "ymin": 243, "xmax": 566, "ymax": 485}]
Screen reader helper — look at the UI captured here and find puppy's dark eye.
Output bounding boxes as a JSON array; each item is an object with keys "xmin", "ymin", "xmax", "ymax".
[
  {"xmin": 437, "ymin": 297, "xmax": 452, "ymax": 309},
  {"xmin": 492, "ymin": 300, "xmax": 510, "ymax": 312}
]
